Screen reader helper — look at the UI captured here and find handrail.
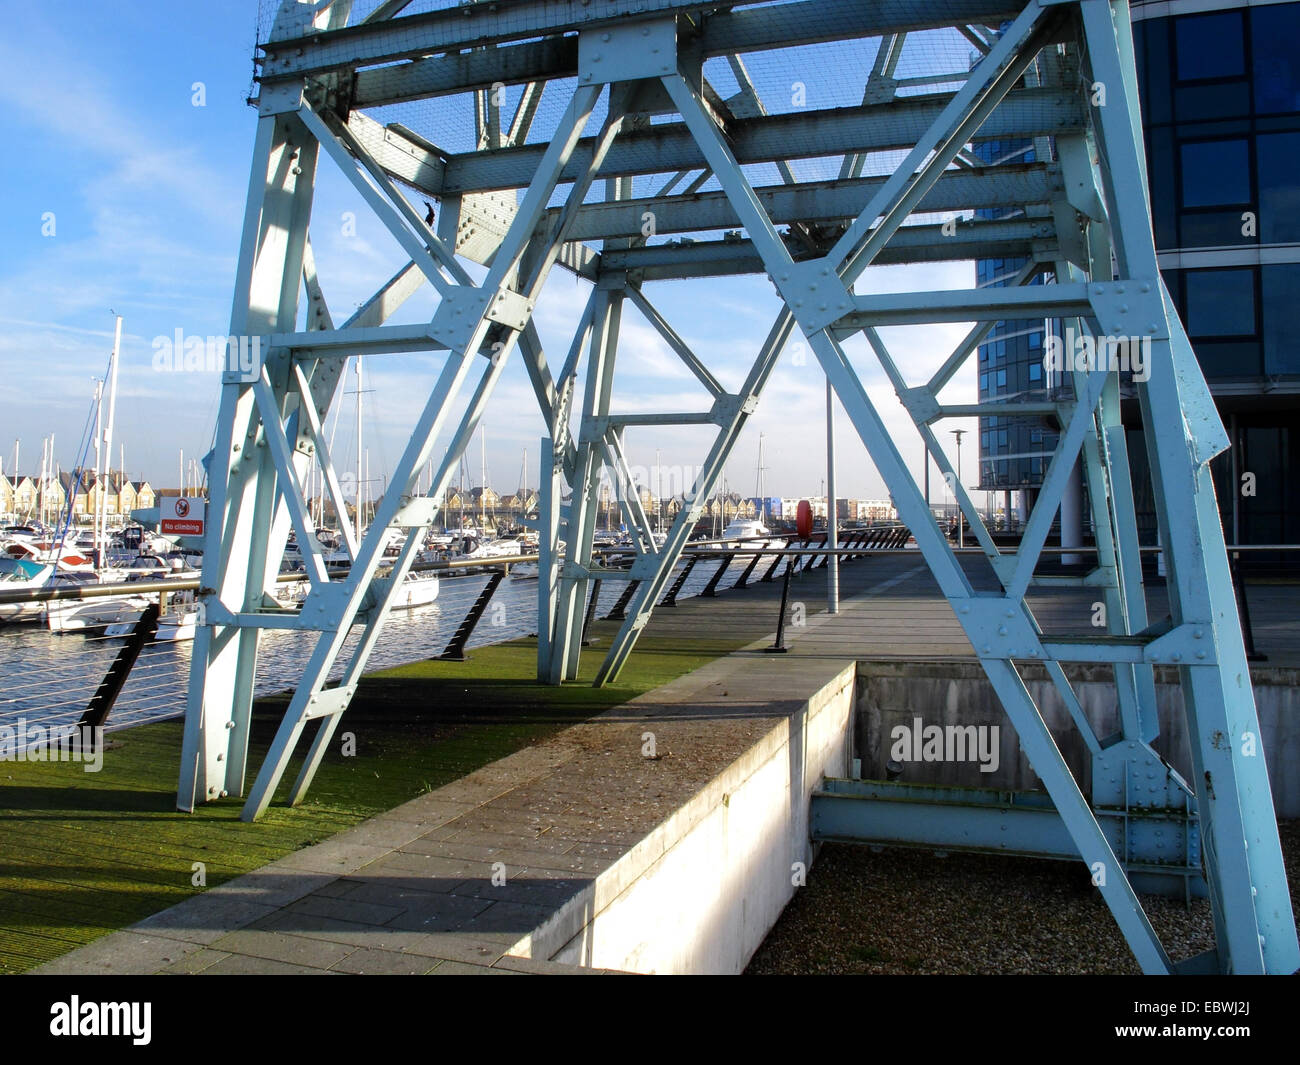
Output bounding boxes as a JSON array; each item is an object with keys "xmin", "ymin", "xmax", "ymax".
[{"xmin": 2, "ymin": 539, "xmax": 1297, "ymax": 606}]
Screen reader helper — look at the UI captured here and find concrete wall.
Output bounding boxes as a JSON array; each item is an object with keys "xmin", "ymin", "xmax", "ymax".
[
  {"xmin": 511, "ymin": 663, "xmax": 856, "ymax": 974},
  {"xmin": 855, "ymin": 661, "xmax": 1300, "ymax": 817}
]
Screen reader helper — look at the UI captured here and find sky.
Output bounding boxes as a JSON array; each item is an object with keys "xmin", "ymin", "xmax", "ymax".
[{"xmin": 0, "ymin": 1, "xmax": 985, "ymax": 509}]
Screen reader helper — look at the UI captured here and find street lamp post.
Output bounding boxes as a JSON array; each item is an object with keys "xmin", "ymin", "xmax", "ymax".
[{"xmin": 951, "ymin": 428, "xmax": 965, "ymax": 549}]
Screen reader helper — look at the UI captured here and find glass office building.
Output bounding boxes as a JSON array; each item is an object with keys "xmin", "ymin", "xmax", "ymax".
[
  {"xmin": 975, "ymin": 0, "xmax": 1300, "ymax": 544},
  {"xmin": 1132, "ymin": 0, "xmax": 1300, "ymax": 545}
]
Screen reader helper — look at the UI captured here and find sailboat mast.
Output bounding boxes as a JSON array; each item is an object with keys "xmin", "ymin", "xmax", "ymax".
[
  {"xmin": 355, "ymin": 357, "xmax": 363, "ymax": 534},
  {"xmin": 101, "ymin": 315, "xmax": 122, "ymax": 559}
]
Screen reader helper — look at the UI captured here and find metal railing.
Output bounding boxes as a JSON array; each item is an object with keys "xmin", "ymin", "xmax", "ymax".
[{"xmin": 2, "ymin": 535, "xmax": 1293, "ymax": 754}]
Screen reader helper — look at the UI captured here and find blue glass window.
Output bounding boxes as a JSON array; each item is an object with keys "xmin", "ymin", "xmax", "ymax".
[
  {"xmin": 1175, "ymin": 12, "xmax": 1244, "ymax": 81},
  {"xmin": 1262, "ymin": 265, "xmax": 1300, "ymax": 375},
  {"xmin": 1257, "ymin": 132, "xmax": 1300, "ymax": 243},
  {"xmin": 1185, "ymin": 269, "xmax": 1255, "ymax": 336},
  {"xmin": 1180, "ymin": 140, "xmax": 1250, "ymax": 207},
  {"xmin": 1252, "ymin": 5, "xmax": 1300, "ymax": 114}
]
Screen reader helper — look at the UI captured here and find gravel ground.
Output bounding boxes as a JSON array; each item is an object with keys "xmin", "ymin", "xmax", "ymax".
[{"xmin": 746, "ymin": 820, "xmax": 1299, "ymax": 974}]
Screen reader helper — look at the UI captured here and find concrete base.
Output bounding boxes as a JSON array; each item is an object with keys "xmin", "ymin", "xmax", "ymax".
[{"xmin": 519, "ymin": 664, "xmax": 854, "ymax": 973}]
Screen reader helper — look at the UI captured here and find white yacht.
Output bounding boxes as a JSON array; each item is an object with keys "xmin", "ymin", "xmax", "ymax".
[
  {"xmin": 389, "ymin": 570, "xmax": 440, "ymax": 610},
  {"xmin": 716, "ymin": 518, "xmax": 781, "ymax": 550},
  {"xmin": 0, "ymin": 558, "xmax": 55, "ymax": 622},
  {"xmin": 45, "ymin": 573, "xmax": 152, "ymax": 634}
]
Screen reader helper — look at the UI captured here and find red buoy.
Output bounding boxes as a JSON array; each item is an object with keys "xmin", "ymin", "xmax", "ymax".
[{"xmin": 796, "ymin": 499, "xmax": 813, "ymax": 538}]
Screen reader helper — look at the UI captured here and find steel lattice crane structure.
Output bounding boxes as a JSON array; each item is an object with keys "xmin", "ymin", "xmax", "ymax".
[{"xmin": 180, "ymin": 0, "xmax": 1298, "ymax": 975}]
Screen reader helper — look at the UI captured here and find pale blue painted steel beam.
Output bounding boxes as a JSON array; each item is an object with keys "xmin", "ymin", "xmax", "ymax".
[
  {"xmin": 437, "ymin": 89, "xmax": 1081, "ymax": 195},
  {"xmin": 1079, "ymin": 0, "xmax": 1296, "ymax": 974},
  {"xmin": 261, "ymin": 0, "xmax": 755, "ymax": 78},
  {"xmin": 179, "ymin": 109, "xmax": 319, "ymax": 811},
  {"xmin": 348, "ymin": 0, "xmax": 1022, "ymax": 108},
  {"xmin": 560, "ymin": 166, "xmax": 1058, "ymax": 243},
  {"xmin": 811, "ymin": 779, "xmax": 1203, "ymax": 897},
  {"xmin": 651, "ymin": 17, "xmax": 1174, "ymax": 970},
  {"xmin": 842, "ymin": 284, "xmax": 1093, "ymax": 327},
  {"xmin": 826, "ymin": 0, "xmax": 1057, "ymax": 283},
  {"xmin": 233, "ymin": 81, "xmax": 611, "ymax": 818},
  {"xmin": 595, "ymin": 220, "xmax": 1056, "ymax": 280},
  {"xmin": 549, "ymin": 288, "xmax": 623, "ymax": 683},
  {"xmin": 592, "ymin": 307, "xmax": 796, "ymax": 686}
]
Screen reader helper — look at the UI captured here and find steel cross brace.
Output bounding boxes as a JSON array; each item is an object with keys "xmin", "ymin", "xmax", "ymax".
[
  {"xmin": 574, "ymin": 0, "xmax": 1281, "ymax": 974},
  {"xmin": 1076, "ymin": 0, "xmax": 1296, "ymax": 974},
  {"xmin": 183, "ymin": 69, "xmax": 614, "ymax": 818}
]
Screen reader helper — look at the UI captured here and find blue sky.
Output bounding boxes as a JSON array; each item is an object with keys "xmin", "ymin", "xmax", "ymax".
[{"xmin": 0, "ymin": 2, "xmax": 983, "ymax": 507}]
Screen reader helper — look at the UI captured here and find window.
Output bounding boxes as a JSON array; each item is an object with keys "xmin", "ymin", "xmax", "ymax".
[
  {"xmin": 1180, "ymin": 139, "xmax": 1250, "ymax": 207},
  {"xmin": 1252, "ymin": 5, "xmax": 1300, "ymax": 115},
  {"xmin": 1262, "ymin": 265, "xmax": 1300, "ymax": 375},
  {"xmin": 1175, "ymin": 12, "xmax": 1244, "ymax": 81},
  {"xmin": 1028, "ymin": 361, "xmax": 1042, "ymax": 383},
  {"xmin": 1257, "ymin": 132, "xmax": 1300, "ymax": 243},
  {"xmin": 996, "ymin": 369, "xmax": 1007, "ymax": 389},
  {"xmin": 1185, "ymin": 268, "xmax": 1255, "ymax": 337},
  {"xmin": 1137, "ymin": 17, "xmax": 1172, "ymax": 125}
]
